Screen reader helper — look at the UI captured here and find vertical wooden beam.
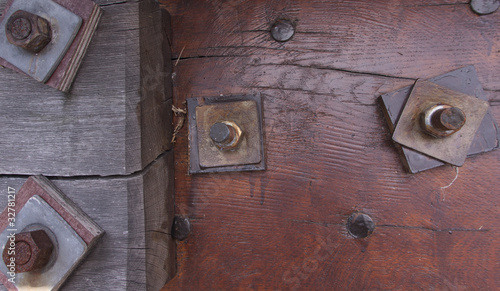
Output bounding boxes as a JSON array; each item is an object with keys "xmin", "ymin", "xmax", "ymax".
[{"xmin": 0, "ymin": 0, "xmax": 175, "ymax": 289}]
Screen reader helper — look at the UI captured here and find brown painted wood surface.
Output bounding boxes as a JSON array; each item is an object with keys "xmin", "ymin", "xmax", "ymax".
[{"xmin": 161, "ymin": 0, "xmax": 500, "ymax": 289}]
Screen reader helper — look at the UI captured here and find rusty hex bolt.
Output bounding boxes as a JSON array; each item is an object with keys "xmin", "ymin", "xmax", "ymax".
[
  {"xmin": 5, "ymin": 10, "xmax": 52, "ymax": 53},
  {"xmin": 2, "ymin": 230, "xmax": 54, "ymax": 273},
  {"xmin": 347, "ymin": 213, "xmax": 375, "ymax": 239},
  {"xmin": 421, "ymin": 104, "xmax": 466, "ymax": 138},
  {"xmin": 209, "ymin": 121, "xmax": 242, "ymax": 150}
]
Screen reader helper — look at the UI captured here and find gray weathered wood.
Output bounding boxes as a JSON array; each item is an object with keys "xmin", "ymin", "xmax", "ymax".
[
  {"xmin": 0, "ymin": 0, "xmax": 172, "ymax": 176},
  {"xmin": 0, "ymin": 0, "xmax": 175, "ymax": 290},
  {"xmin": 0, "ymin": 152, "xmax": 174, "ymax": 291}
]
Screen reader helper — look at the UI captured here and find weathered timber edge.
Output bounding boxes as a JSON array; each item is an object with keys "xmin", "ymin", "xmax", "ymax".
[{"xmin": 0, "ymin": 0, "xmax": 176, "ymax": 290}]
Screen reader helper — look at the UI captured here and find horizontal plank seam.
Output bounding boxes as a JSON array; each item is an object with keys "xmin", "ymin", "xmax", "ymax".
[
  {"xmin": 98, "ymin": 1, "xmax": 139, "ymax": 7},
  {"xmin": 147, "ymin": 229, "xmax": 172, "ymax": 236},
  {"xmin": 0, "ymin": 149, "xmax": 173, "ymax": 181},
  {"xmin": 403, "ymin": 2, "xmax": 469, "ymax": 8},
  {"xmin": 267, "ymin": 63, "xmax": 416, "ymax": 80},
  {"xmin": 288, "ymin": 219, "xmax": 488, "ymax": 232},
  {"xmin": 173, "ymin": 54, "xmax": 416, "ymax": 80},
  {"xmin": 171, "ymin": 54, "xmax": 252, "ymax": 61},
  {"xmin": 378, "ymin": 224, "xmax": 489, "ymax": 232},
  {"xmin": 248, "ymin": 85, "xmax": 379, "ymax": 105}
]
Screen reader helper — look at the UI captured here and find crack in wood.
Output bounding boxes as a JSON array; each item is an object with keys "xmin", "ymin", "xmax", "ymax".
[
  {"xmin": 288, "ymin": 219, "xmax": 488, "ymax": 233},
  {"xmin": 377, "ymin": 224, "xmax": 488, "ymax": 232},
  {"xmin": 403, "ymin": 2, "xmax": 469, "ymax": 8},
  {"xmin": 0, "ymin": 150, "xmax": 173, "ymax": 181}
]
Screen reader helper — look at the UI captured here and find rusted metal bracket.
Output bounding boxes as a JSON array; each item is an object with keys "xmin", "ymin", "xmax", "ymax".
[
  {"xmin": 380, "ymin": 66, "xmax": 499, "ymax": 173},
  {"xmin": 188, "ymin": 94, "xmax": 266, "ymax": 174}
]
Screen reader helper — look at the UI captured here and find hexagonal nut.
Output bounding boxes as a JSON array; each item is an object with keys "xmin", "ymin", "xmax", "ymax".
[
  {"xmin": 2, "ymin": 230, "xmax": 54, "ymax": 273},
  {"xmin": 5, "ymin": 10, "xmax": 52, "ymax": 53}
]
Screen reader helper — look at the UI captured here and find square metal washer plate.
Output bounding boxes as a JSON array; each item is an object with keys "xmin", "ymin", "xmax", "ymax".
[
  {"xmin": 380, "ymin": 66, "xmax": 500, "ymax": 173},
  {"xmin": 0, "ymin": 0, "xmax": 82, "ymax": 82},
  {"xmin": 188, "ymin": 94, "xmax": 265, "ymax": 174},
  {"xmin": 0, "ymin": 195, "xmax": 86, "ymax": 290},
  {"xmin": 392, "ymin": 80, "xmax": 489, "ymax": 166}
]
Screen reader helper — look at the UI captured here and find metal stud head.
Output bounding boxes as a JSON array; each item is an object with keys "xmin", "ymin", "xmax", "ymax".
[
  {"xmin": 347, "ymin": 213, "xmax": 375, "ymax": 239},
  {"xmin": 209, "ymin": 121, "xmax": 242, "ymax": 151},
  {"xmin": 421, "ymin": 104, "xmax": 466, "ymax": 138},
  {"xmin": 210, "ymin": 122, "xmax": 233, "ymax": 144},
  {"xmin": 270, "ymin": 19, "xmax": 295, "ymax": 42},
  {"xmin": 5, "ymin": 10, "xmax": 52, "ymax": 53},
  {"xmin": 172, "ymin": 216, "xmax": 191, "ymax": 241},
  {"xmin": 470, "ymin": 0, "xmax": 500, "ymax": 15}
]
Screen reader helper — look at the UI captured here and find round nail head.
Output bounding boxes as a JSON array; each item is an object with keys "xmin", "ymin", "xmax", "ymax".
[
  {"xmin": 470, "ymin": 0, "xmax": 500, "ymax": 15},
  {"xmin": 271, "ymin": 19, "xmax": 295, "ymax": 42},
  {"xmin": 471, "ymin": 0, "xmax": 500, "ymax": 15},
  {"xmin": 210, "ymin": 122, "xmax": 231, "ymax": 143},
  {"xmin": 348, "ymin": 213, "xmax": 375, "ymax": 239},
  {"xmin": 172, "ymin": 216, "xmax": 191, "ymax": 241}
]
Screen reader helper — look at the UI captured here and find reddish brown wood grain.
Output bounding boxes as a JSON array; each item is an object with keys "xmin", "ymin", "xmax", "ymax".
[{"xmin": 160, "ymin": 0, "xmax": 500, "ymax": 289}]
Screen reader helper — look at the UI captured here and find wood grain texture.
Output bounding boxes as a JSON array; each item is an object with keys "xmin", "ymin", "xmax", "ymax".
[
  {"xmin": 161, "ymin": 0, "xmax": 500, "ymax": 289},
  {"xmin": 0, "ymin": 0, "xmax": 172, "ymax": 176},
  {"xmin": 0, "ymin": 0, "xmax": 175, "ymax": 290},
  {"xmin": 0, "ymin": 152, "xmax": 174, "ymax": 291}
]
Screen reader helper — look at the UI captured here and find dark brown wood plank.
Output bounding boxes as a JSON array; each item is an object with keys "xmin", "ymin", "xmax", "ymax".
[
  {"xmin": 162, "ymin": 0, "xmax": 500, "ymax": 289},
  {"xmin": 0, "ymin": 0, "xmax": 172, "ymax": 176},
  {"xmin": 162, "ymin": 0, "xmax": 499, "ymax": 90}
]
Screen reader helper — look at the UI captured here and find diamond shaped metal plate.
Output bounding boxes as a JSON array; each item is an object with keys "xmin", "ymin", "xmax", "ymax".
[
  {"xmin": 392, "ymin": 80, "xmax": 489, "ymax": 166},
  {"xmin": 380, "ymin": 66, "xmax": 500, "ymax": 173}
]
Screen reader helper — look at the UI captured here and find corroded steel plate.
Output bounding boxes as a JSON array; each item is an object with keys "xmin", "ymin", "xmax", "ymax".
[
  {"xmin": 380, "ymin": 66, "xmax": 499, "ymax": 173},
  {"xmin": 392, "ymin": 80, "xmax": 489, "ymax": 166},
  {"xmin": 188, "ymin": 94, "xmax": 266, "ymax": 174}
]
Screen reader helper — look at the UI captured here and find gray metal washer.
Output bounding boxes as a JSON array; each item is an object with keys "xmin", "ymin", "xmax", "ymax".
[
  {"xmin": 0, "ymin": 195, "xmax": 86, "ymax": 291},
  {"xmin": 0, "ymin": 0, "xmax": 82, "ymax": 83}
]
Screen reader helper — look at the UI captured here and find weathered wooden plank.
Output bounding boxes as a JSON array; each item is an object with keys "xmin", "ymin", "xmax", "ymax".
[
  {"xmin": 163, "ymin": 0, "xmax": 500, "ymax": 289},
  {"xmin": 166, "ymin": 217, "xmax": 499, "ymax": 290},
  {"xmin": 0, "ymin": 0, "xmax": 175, "ymax": 289},
  {"xmin": 161, "ymin": 0, "xmax": 500, "ymax": 89},
  {"xmin": 0, "ymin": 0, "xmax": 172, "ymax": 176},
  {"xmin": 172, "ymin": 57, "xmax": 500, "ymax": 229},
  {"xmin": 0, "ymin": 152, "xmax": 174, "ymax": 291}
]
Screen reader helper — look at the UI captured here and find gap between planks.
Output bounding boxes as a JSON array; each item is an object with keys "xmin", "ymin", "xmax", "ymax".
[{"xmin": 0, "ymin": 149, "xmax": 173, "ymax": 181}]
